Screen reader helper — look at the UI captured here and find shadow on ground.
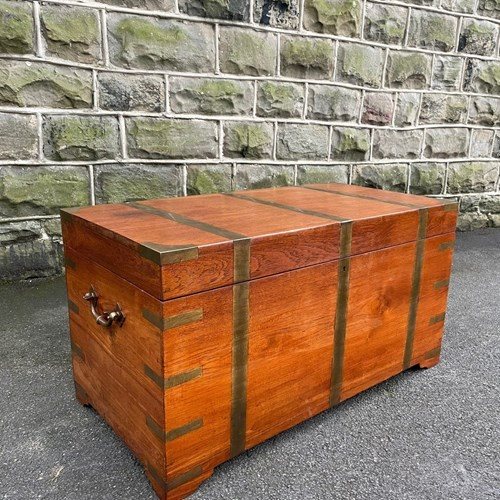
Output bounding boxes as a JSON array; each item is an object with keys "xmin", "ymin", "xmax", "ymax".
[{"xmin": 1, "ymin": 229, "xmax": 499, "ymax": 499}]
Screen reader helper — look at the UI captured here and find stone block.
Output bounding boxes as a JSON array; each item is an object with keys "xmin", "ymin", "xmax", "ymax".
[
  {"xmin": 468, "ymin": 97, "xmax": 500, "ymax": 126},
  {"xmin": 0, "ymin": 60, "xmax": 92, "ymax": 109},
  {"xmin": 235, "ymin": 164, "xmax": 294, "ymax": 190},
  {"xmin": 126, "ymin": 118, "xmax": 218, "ymax": 159},
  {"xmin": 394, "ymin": 92, "xmax": 420, "ymax": 127},
  {"xmin": 219, "ymin": 27, "xmax": 277, "ymax": 76},
  {"xmin": 331, "ymin": 127, "xmax": 370, "ymax": 161},
  {"xmin": 362, "ymin": 92, "xmax": 395, "ymax": 125},
  {"xmin": 307, "ymin": 84, "xmax": 361, "ymax": 122},
  {"xmin": 424, "ymin": 128, "xmax": 469, "ymax": 158},
  {"xmin": 470, "ymin": 129, "xmax": 495, "ymax": 158},
  {"xmin": 99, "ymin": 0, "xmax": 175, "ymax": 9},
  {"xmin": 477, "ymin": 0, "xmax": 500, "ymax": 18},
  {"xmin": 303, "ymin": 0, "xmax": 362, "ymax": 37},
  {"xmin": 447, "ymin": 162, "xmax": 498, "ymax": 193},
  {"xmin": 408, "ymin": 10, "xmax": 457, "ymax": 52},
  {"xmin": 0, "ymin": 0, "xmax": 34, "ymax": 55},
  {"xmin": 336, "ymin": 43, "xmax": 384, "ymax": 88},
  {"xmin": 170, "ymin": 77, "xmax": 253, "ymax": 115},
  {"xmin": 409, "ymin": 163, "xmax": 445, "ymax": 194},
  {"xmin": 458, "ymin": 19, "xmax": 498, "ymax": 56},
  {"xmin": 296, "ymin": 165, "xmax": 349, "ymax": 184},
  {"xmin": 99, "ymin": 72, "xmax": 165, "ymax": 112},
  {"xmin": 280, "ymin": 35, "xmax": 334, "ymax": 80},
  {"xmin": 187, "ymin": 164, "xmax": 233, "ymax": 194},
  {"xmin": 364, "ymin": 3, "xmax": 407, "ymax": 45},
  {"xmin": 386, "ymin": 51, "xmax": 432, "ymax": 89},
  {"xmin": 432, "ymin": 56, "xmax": 463, "ymax": 90},
  {"xmin": 43, "ymin": 115, "xmax": 120, "ymax": 161},
  {"xmin": 0, "ymin": 113, "xmax": 38, "ymax": 160},
  {"xmin": 352, "ymin": 163, "xmax": 408, "ymax": 192},
  {"xmin": 94, "ymin": 164, "xmax": 182, "ymax": 204},
  {"xmin": 0, "ymin": 220, "xmax": 63, "ymax": 281},
  {"xmin": 0, "ymin": 165, "xmax": 90, "ymax": 217},
  {"xmin": 108, "ymin": 14, "xmax": 215, "ymax": 72},
  {"xmin": 254, "ymin": 0, "xmax": 300, "ymax": 29},
  {"xmin": 41, "ymin": 5, "xmax": 101, "ymax": 63},
  {"xmin": 256, "ymin": 81, "xmax": 304, "ymax": 118},
  {"xmin": 419, "ymin": 94, "xmax": 468, "ymax": 124},
  {"xmin": 457, "ymin": 210, "xmax": 489, "ymax": 231},
  {"xmin": 440, "ymin": 0, "xmax": 474, "ymax": 13},
  {"xmin": 465, "ymin": 60, "xmax": 500, "ymax": 95},
  {"xmin": 179, "ymin": 0, "xmax": 250, "ymax": 21},
  {"xmin": 277, "ymin": 123, "xmax": 329, "ymax": 160},
  {"xmin": 373, "ymin": 130, "xmax": 423, "ymax": 159},
  {"xmin": 224, "ymin": 121, "xmax": 274, "ymax": 159}
]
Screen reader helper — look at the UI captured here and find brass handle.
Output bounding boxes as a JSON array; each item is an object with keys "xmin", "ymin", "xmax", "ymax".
[{"xmin": 83, "ymin": 286, "xmax": 125, "ymax": 328}]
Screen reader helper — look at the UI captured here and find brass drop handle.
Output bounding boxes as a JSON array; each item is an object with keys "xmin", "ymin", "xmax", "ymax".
[{"xmin": 83, "ymin": 286, "xmax": 125, "ymax": 328}]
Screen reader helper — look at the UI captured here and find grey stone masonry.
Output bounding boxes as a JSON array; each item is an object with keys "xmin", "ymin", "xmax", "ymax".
[{"xmin": 0, "ymin": 0, "xmax": 499, "ymax": 279}]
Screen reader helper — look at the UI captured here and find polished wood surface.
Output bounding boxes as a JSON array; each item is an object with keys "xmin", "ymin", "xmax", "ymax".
[
  {"xmin": 62, "ymin": 183, "xmax": 457, "ymax": 499},
  {"xmin": 62, "ymin": 184, "xmax": 456, "ymax": 300}
]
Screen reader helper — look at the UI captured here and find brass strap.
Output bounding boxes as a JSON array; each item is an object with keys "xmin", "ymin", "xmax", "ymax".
[
  {"xmin": 330, "ymin": 222, "xmax": 353, "ymax": 406},
  {"xmin": 70, "ymin": 340, "xmax": 84, "ymax": 360},
  {"xmin": 144, "ymin": 364, "xmax": 202, "ymax": 390},
  {"xmin": 403, "ymin": 209, "xmax": 429, "ymax": 370},
  {"xmin": 146, "ymin": 415, "xmax": 203, "ymax": 442},
  {"xmin": 68, "ymin": 299, "xmax": 79, "ymax": 314},
  {"xmin": 142, "ymin": 308, "xmax": 203, "ymax": 331},
  {"xmin": 429, "ymin": 312, "xmax": 446, "ymax": 325},
  {"xmin": 439, "ymin": 241, "xmax": 455, "ymax": 251},
  {"xmin": 146, "ymin": 463, "xmax": 203, "ymax": 492},
  {"xmin": 434, "ymin": 279, "xmax": 450, "ymax": 289},
  {"xmin": 64, "ymin": 256, "xmax": 76, "ymax": 269},
  {"xmin": 129, "ymin": 202, "xmax": 251, "ymax": 283},
  {"xmin": 303, "ymin": 185, "xmax": 427, "ymax": 209},
  {"xmin": 230, "ymin": 281, "xmax": 250, "ymax": 458},
  {"xmin": 423, "ymin": 346, "xmax": 441, "ymax": 359},
  {"xmin": 139, "ymin": 242, "xmax": 199, "ymax": 265},
  {"xmin": 225, "ymin": 192, "xmax": 350, "ymax": 222}
]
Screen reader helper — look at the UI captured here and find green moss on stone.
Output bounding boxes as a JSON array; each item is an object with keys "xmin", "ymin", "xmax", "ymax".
[
  {"xmin": 42, "ymin": 7, "xmax": 99, "ymax": 45},
  {"xmin": 388, "ymin": 52, "xmax": 431, "ymax": 88},
  {"xmin": 260, "ymin": 82, "xmax": 295, "ymax": 103},
  {"xmin": 282, "ymin": 38, "xmax": 332, "ymax": 68},
  {"xmin": 197, "ymin": 80, "xmax": 239, "ymax": 98},
  {"xmin": 0, "ymin": 167, "xmax": 89, "ymax": 216},
  {"xmin": 0, "ymin": 1, "xmax": 34, "ymax": 54},
  {"xmin": 477, "ymin": 62, "xmax": 500, "ymax": 92},
  {"xmin": 0, "ymin": 61, "xmax": 92, "ymax": 108},
  {"xmin": 340, "ymin": 44, "xmax": 382, "ymax": 87},
  {"xmin": 226, "ymin": 123, "xmax": 272, "ymax": 158},
  {"xmin": 187, "ymin": 167, "xmax": 231, "ymax": 194},
  {"xmin": 305, "ymin": 0, "xmax": 361, "ymax": 36}
]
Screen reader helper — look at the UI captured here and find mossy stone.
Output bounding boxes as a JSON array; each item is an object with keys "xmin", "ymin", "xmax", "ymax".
[
  {"xmin": 43, "ymin": 116, "xmax": 120, "ymax": 161},
  {"xmin": 235, "ymin": 165, "xmax": 294, "ymax": 190},
  {"xmin": 0, "ymin": 60, "xmax": 93, "ymax": 108},
  {"xmin": 41, "ymin": 5, "xmax": 101, "ymax": 63},
  {"xmin": 447, "ymin": 162, "xmax": 499, "ymax": 193},
  {"xmin": 337, "ymin": 43, "xmax": 384, "ymax": 88},
  {"xmin": 0, "ymin": 166, "xmax": 90, "ymax": 217},
  {"xmin": 127, "ymin": 118, "xmax": 218, "ymax": 159},
  {"xmin": 223, "ymin": 122, "xmax": 273, "ymax": 159},
  {"xmin": 364, "ymin": 3, "xmax": 407, "ymax": 45},
  {"xmin": 219, "ymin": 27, "xmax": 277, "ymax": 76},
  {"xmin": 473, "ymin": 61, "xmax": 500, "ymax": 94},
  {"xmin": 94, "ymin": 164, "xmax": 182, "ymax": 204},
  {"xmin": 408, "ymin": 11, "xmax": 457, "ymax": 52},
  {"xmin": 297, "ymin": 165, "xmax": 349, "ymax": 184},
  {"xmin": 280, "ymin": 36, "xmax": 334, "ymax": 79},
  {"xmin": 331, "ymin": 127, "xmax": 370, "ymax": 160},
  {"xmin": 0, "ymin": 0, "xmax": 34, "ymax": 54},
  {"xmin": 256, "ymin": 82, "xmax": 304, "ymax": 118},
  {"xmin": 108, "ymin": 14, "xmax": 215, "ymax": 72},
  {"xmin": 410, "ymin": 163, "xmax": 445, "ymax": 195},
  {"xmin": 187, "ymin": 165, "xmax": 232, "ymax": 194},
  {"xmin": 352, "ymin": 164, "xmax": 408, "ymax": 192},
  {"xmin": 386, "ymin": 52, "xmax": 432, "ymax": 89},
  {"xmin": 170, "ymin": 77, "xmax": 253, "ymax": 115},
  {"xmin": 304, "ymin": 0, "xmax": 361, "ymax": 36},
  {"xmin": 459, "ymin": 19, "xmax": 497, "ymax": 56}
]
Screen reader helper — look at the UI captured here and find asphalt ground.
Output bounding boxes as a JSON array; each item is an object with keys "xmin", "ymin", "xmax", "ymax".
[{"xmin": 1, "ymin": 228, "xmax": 499, "ymax": 499}]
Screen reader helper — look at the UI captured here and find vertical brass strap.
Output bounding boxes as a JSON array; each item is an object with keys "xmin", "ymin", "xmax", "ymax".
[
  {"xmin": 403, "ymin": 209, "xmax": 429, "ymax": 370},
  {"xmin": 330, "ymin": 221, "xmax": 353, "ymax": 406},
  {"xmin": 230, "ymin": 281, "xmax": 250, "ymax": 458},
  {"xmin": 234, "ymin": 238, "xmax": 251, "ymax": 282}
]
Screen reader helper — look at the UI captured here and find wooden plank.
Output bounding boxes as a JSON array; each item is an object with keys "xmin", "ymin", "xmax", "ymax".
[{"xmin": 245, "ymin": 262, "xmax": 337, "ymax": 449}]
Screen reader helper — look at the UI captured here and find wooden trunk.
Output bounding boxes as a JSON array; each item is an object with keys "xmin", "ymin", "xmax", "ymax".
[{"xmin": 61, "ymin": 184, "xmax": 457, "ymax": 499}]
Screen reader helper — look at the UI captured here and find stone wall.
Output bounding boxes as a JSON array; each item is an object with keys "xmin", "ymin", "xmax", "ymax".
[{"xmin": 0, "ymin": 0, "xmax": 499, "ymax": 280}]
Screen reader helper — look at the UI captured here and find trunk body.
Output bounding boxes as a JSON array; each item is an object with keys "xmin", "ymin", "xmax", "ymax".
[{"xmin": 62, "ymin": 185, "xmax": 457, "ymax": 499}]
